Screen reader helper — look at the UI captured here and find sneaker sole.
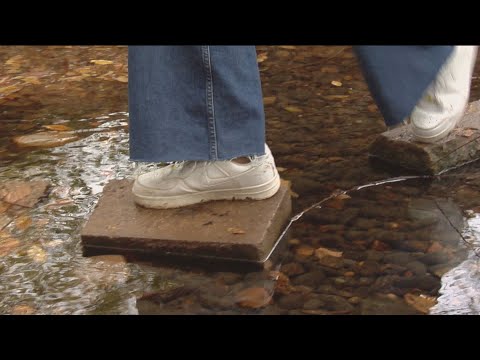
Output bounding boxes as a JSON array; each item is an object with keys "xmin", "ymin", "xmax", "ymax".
[{"xmin": 132, "ymin": 173, "xmax": 281, "ymax": 209}]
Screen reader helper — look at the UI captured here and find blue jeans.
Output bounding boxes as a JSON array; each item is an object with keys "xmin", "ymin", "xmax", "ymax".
[
  {"xmin": 128, "ymin": 46, "xmax": 454, "ymax": 162},
  {"xmin": 128, "ymin": 46, "xmax": 265, "ymax": 162}
]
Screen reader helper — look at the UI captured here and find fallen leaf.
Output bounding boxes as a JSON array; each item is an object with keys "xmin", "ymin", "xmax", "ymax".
[
  {"xmin": 5, "ymin": 55, "xmax": 25, "ymax": 67},
  {"xmin": 15, "ymin": 216, "xmax": 32, "ymax": 231},
  {"xmin": 284, "ymin": 106, "xmax": 303, "ymax": 113},
  {"xmin": 368, "ymin": 104, "xmax": 378, "ymax": 113},
  {"xmin": 296, "ymin": 245, "xmax": 315, "ymax": 257},
  {"xmin": 288, "ymin": 238, "xmax": 300, "ymax": 245},
  {"xmin": 263, "ymin": 96, "xmax": 276, "ymax": 105},
  {"xmin": 90, "ymin": 59, "xmax": 113, "ymax": 65},
  {"xmin": 257, "ymin": 53, "xmax": 268, "ymax": 63},
  {"xmin": 331, "ymin": 80, "xmax": 342, "ymax": 87},
  {"xmin": 235, "ymin": 287, "xmax": 272, "ymax": 308},
  {"xmin": 336, "ymin": 194, "xmax": 351, "ymax": 200},
  {"xmin": 315, "ymin": 247, "xmax": 343, "ymax": 259},
  {"xmin": 344, "ymin": 271, "xmax": 355, "ymax": 277},
  {"xmin": 324, "ymin": 95, "xmax": 349, "ymax": 101},
  {"xmin": 276, "ymin": 167, "xmax": 287, "ymax": 172},
  {"xmin": 227, "ymin": 227, "xmax": 245, "ymax": 235},
  {"xmin": 11, "ymin": 305, "xmax": 35, "ymax": 315},
  {"xmin": 404, "ymin": 293, "xmax": 437, "ymax": 314},
  {"xmin": 114, "ymin": 76, "xmax": 128, "ymax": 83},
  {"xmin": 320, "ymin": 66, "xmax": 339, "ymax": 73},
  {"xmin": 324, "ymin": 198, "xmax": 345, "ymax": 210},
  {"xmin": 42, "ymin": 125, "xmax": 73, "ymax": 132},
  {"xmin": 278, "ymin": 46, "xmax": 296, "ymax": 50},
  {"xmin": 386, "ymin": 222, "xmax": 400, "ymax": 230},
  {"xmin": 22, "ymin": 76, "xmax": 41, "ymax": 85},
  {"xmin": 0, "ymin": 84, "xmax": 23, "ymax": 97}
]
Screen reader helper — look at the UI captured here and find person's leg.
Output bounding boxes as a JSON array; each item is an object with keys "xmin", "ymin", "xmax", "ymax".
[
  {"xmin": 355, "ymin": 45, "xmax": 478, "ymax": 142},
  {"xmin": 354, "ymin": 46, "xmax": 455, "ymax": 127},
  {"xmin": 128, "ymin": 46, "xmax": 266, "ymax": 162},
  {"xmin": 128, "ymin": 46, "xmax": 280, "ymax": 209},
  {"xmin": 409, "ymin": 46, "xmax": 477, "ymax": 143}
]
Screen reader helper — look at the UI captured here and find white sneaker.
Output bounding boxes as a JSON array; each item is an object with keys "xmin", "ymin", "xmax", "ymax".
[
  {"xmin": 132, "ymin": 145, "xmax": 281, "ymax": 209},
  {"xmin": 410, "ymin": 46, "xmax": 478, "ymax": 143}
]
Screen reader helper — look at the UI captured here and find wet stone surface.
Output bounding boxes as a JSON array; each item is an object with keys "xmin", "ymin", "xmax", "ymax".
[
  {"xmin": 1, "ymin": 46, "xmax": 480, "ymax": 314},
  {"xmin": 81, "ymin": 179, "xmax": 292, "ymax": 263},
  {"xmin": 370, "ymin": 101, "xmax": 480, "ymax": 175}
]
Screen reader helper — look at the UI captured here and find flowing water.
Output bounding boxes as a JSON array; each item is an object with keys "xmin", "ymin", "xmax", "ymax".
[{"xmin": 1, "ymin": 45, "xmax": 480, "ymax": 315}]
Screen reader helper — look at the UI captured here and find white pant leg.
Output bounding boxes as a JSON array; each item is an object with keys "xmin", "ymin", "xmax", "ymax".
[{"xmin": 410, "ymin": 45, "xmax": 478, "ymax": 143}]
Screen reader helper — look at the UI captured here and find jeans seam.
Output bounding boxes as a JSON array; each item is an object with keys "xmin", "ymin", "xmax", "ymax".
[{"xmin": 202, "ymin": 45, "xmax": 218, "ymax": 160}]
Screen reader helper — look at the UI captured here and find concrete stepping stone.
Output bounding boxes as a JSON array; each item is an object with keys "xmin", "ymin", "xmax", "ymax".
[
  {"xmin": 369, "ymin": 100, "xmax": 480, "ymax": 175},
  {"xmin": 81, "ymin": 179, "xmax": 292, "ymax": 267}
]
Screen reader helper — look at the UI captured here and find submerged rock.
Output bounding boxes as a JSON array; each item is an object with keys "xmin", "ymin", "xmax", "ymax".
[{"xmin": 13, "ymin": 131, "xmax": 79, "ymax": 148}]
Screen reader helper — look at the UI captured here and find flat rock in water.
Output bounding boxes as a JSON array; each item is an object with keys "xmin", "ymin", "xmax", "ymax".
[
  {"xmin": 13, "ymin": 132, "xmax": 79, "ymax": 148},
  {"xmin": 81, "ymin": 179, "xmax": 292, "ymax": 265},
  {"xmin": 369, "ymin": 100, "xmax": 480, "ymax": 174},
  {"xmin": 0, "ymin": 180, "xmax": 50, "ymax": 208}
]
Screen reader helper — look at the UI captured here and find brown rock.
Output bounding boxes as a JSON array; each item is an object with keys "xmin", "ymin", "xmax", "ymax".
[
  {"xmin": 317, "ymin": 255, "xmax": 343, "ymax": 269},
  {"xmin": 291, "ymin": 270, "xmax": 326, "ymax": 288},
  {"xmin": 348, "ymin": 296, "xmax": 362, "ymax": 305},
  {"xmin": 277, "ymin": 293, "xmax": 309, "ymax": 310},
  {"xmin": 427, "ymin": 242, "xmax": 444, "ymax": 253},
  {"xmin": 281, "ymin": 262, "xmax": 305, "ymax": 276},
  {"xmin": 296, "ymin": 245, "xmax": 315, "ymax": 257},
  {"xmin": 0, "ymin": 238, "xmax": 20, "ymax": 257},
  {"xmin": 0, "ymin": 201, "xmax": 11, "ymax": 214},
  {"xmin": 371, "ymin": 240, "xmax": 390, "ymax": 251},
  {"xmin": 235, "ymin": 287, "xmax": 272, "ymax": 309},
  {"xmin": 0, "ymin": 180, "xmax": 49, "ymax": 208}
]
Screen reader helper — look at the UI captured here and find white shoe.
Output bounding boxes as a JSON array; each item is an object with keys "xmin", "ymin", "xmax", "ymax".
[
  {"xmin": 132, "ymin": 145, "xmax": 281, "ymax": 209},
  {"xmin": 410, "ymin": 46, "xmax": 478, "ymax": 143}
]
